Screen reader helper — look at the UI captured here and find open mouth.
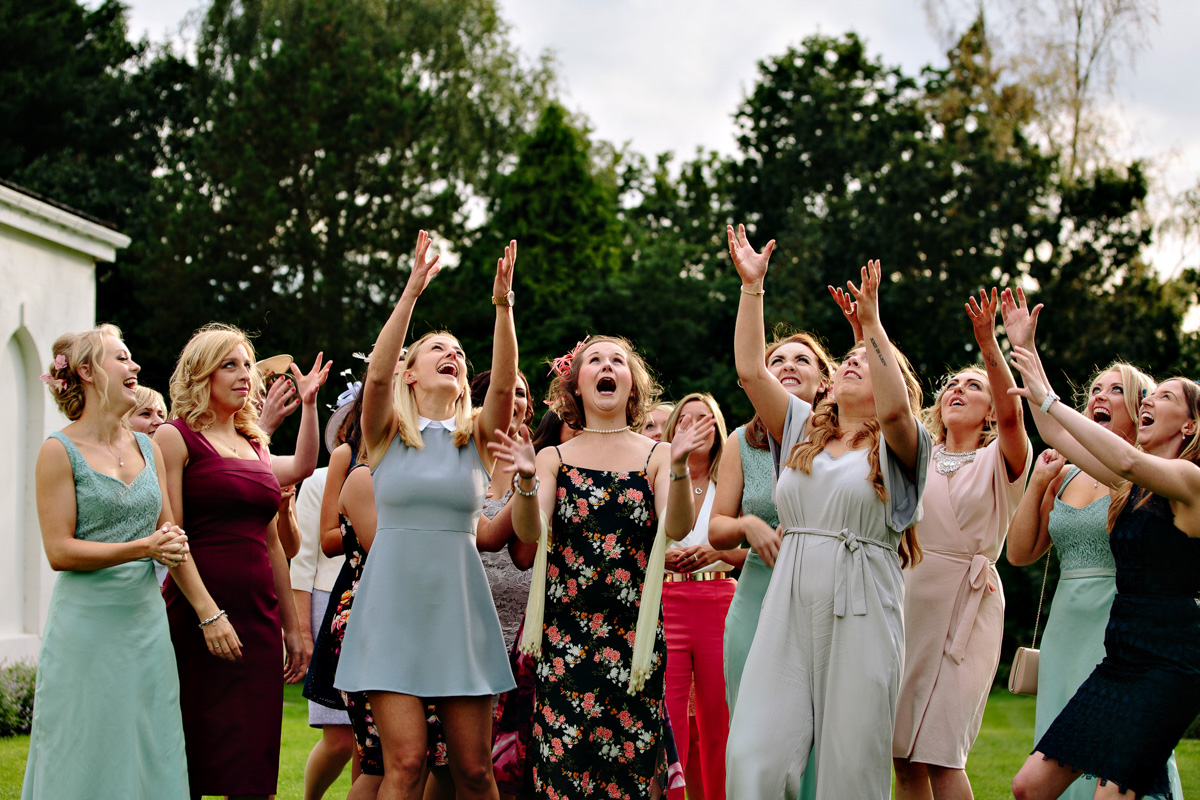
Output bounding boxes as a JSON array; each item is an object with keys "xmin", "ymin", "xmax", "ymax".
[
  {"xmin": 123, "ymin": 378, "xmax": 138, "ymax": 390},
  {"xmin": 780, "ymin": 376, "xmax": 801, "ymax": 387},
  {"xmin": 948, "ymin": 397, "xmax": 965, "ymax": 408},
  {"xmin": 437, "ymin": 363, "xmax": 458, "ymax": 378},
  {"xmin": 597, "ymin": 376, "xmax": 617, "ymax": 395},
  {"xmin": 1140, "ymin": 410, "xmax": 1155, "ymax": 427},
  {"xmin": 1092, "ymin": 407, "xmax": 1111, "ymax": 426}
]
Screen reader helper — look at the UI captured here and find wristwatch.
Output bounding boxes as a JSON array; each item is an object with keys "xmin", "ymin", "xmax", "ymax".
[{"xmin": 492, "ymin": 290, "xmax": 516, "ymax": 308}]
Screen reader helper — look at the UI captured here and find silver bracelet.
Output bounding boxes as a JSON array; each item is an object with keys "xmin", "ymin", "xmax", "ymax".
[
  {"xmin": 512, "ymin": 472, "xmax": 539, "ymax": 497},
  {"xmin": 199, "ymin": 610, "xmax": 227, "ymax": 629},
  {"xmin": 1040, "ymin": 390, "xmax": 1060, "ymax": 414},
  {"xmin": 669, "ymin": 465, "xmax": 690, "ymax": 481}
]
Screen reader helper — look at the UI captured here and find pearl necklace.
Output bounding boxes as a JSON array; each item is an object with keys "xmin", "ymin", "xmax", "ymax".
[
  {"xmin": 582, "ymin": 425, "xmax": 631, "ymax": 434},
  {"xmin": 82, "ymin": 421, "xmax": 125, "ymax": 467},
  {"xmin": 934, "ymin": 448, "xmax": 976, "ymax": 476}
]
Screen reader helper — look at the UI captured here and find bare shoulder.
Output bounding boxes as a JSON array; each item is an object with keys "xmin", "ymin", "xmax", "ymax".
[{"xmin": 37, "ymin": 435, "xmax": 71, "ymax": 475}]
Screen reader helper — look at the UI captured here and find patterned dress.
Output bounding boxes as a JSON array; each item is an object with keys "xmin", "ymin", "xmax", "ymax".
[{"xmin": 533, "ymin": 458, "xmax": 668, "ymax": 800}]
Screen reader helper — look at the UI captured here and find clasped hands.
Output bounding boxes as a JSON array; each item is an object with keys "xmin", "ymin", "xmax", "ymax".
[{"xmin": 149, "ymin": 523, "xmax": 189, "ymax": 568}]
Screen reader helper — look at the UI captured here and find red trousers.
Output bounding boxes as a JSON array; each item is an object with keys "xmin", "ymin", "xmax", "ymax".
[{"xmin": 663, "ymin": 577, "xmax": 736, "ymax": 800}]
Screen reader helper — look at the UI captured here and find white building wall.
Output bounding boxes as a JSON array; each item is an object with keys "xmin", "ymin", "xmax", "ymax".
[{"xmin": 0, "ymin": 185, "xmax": 129, "ymax": 662}]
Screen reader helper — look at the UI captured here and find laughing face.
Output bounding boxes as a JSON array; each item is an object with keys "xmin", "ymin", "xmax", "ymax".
[
  {"xmin": 832, "ymin": 347, "xmax": 873, "ymax": 407},
  {"xmin": 92, "ymin": 335, "xmax": 141, "ymax": 412},
  {"xmin": 406, "ymin": 334, "xmax": 467, "ymax": 397},
  {"xmin": 1086, "ymin": 369, "xmax": 1138, "ymax": 442},
  {"xmin": 768, "ymin": 341, "xmax": 828, "ymax": 405},
  {"xmin": 1136, "ymin": 379, "xmax": 1198, "ymax": 456}
]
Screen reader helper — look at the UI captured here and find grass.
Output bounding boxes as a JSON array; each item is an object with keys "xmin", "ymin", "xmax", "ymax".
[{"xmin": 0, "ymin": 686, "xmax": 1194, "ymax": 798}]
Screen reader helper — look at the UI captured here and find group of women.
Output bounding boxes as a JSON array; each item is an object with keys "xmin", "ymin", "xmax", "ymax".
[{"xmin": 21, "ymin": 223, "xmax": 1200, "ymax": 800}]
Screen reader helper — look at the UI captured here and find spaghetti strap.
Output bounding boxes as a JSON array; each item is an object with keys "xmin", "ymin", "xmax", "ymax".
[{"xmin": 644, "ymin": 442, "xmax": 660, "ymax": 472}]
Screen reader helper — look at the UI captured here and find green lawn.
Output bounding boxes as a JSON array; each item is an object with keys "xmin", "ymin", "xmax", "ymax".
[{"xmin": 0, "ymin": 686, "xmax": 1195, "ymax": 798}]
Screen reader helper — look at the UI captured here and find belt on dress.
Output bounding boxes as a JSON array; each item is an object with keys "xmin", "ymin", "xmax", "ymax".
[
  {"xmin": 782, "ymin": 527, "xmax": 895, "ymax": 617},
  {"xmin": 664, "ymin": 571, "xmax": 731, "ymax": 582},
  {"xmin": 1060, "ymin": 567, "xmax": 1116, "ymax": 580},
  {"xmin": 919, "ymin": 548, "xmax": 998, "ymax": 665}
]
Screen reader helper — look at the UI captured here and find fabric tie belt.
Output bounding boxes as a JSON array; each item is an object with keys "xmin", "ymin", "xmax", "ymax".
[
  {"xmin": 1060, "ymin": 567, "xmax": 1116, "ymax": 580},
  {"xmin": 782, "ymin": 527, "xmax": 895, "ymax": 617},
  {"xmin": 664, "ymin": 571, "xmax": 732, "ymax": 583},
  {"xmin": 923, "ymin": 547, "xmax": 997, "ymax": 664}
]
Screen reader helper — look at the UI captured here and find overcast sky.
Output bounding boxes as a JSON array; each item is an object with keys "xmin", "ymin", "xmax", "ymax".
[{"xmin": 124, "ymin": 0, "xmax": 1199, "ymax": 272}]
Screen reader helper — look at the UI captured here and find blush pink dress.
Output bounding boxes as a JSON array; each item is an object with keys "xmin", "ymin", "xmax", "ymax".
[{"xmin": 892, "ymin": 438, "xmax": 1030, "ymax": 767}]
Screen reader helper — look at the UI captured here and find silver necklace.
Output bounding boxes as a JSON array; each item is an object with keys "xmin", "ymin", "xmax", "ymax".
[
  {"xmin": 934, "ymin": 448, "xmax": 976, "ymax": 476},
  {"xmin": 694, "ymin": 485, "xmax": 704, "ymax": 495},
  {"xmin": 82, "ymin": 420, "xmax": 125, "ymax": 467},
  {"xmin": 582, "ymin": 425, "xmax": 631, "ymax": 434},
  {"xmin": 206, "ymin": 427, "xmax": 240, "ymax": 456}
]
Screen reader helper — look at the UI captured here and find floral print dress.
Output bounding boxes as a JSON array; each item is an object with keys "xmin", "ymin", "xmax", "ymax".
[{"xmin": 532, "ymin": 458, "xmax": 668, "ymax": 800}]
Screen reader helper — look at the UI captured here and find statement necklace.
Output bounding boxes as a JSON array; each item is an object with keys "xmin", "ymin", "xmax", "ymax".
[
  {"xmin": 582, "ymin": 425, "xmax": 631, "ymax": 434},
  {"xmin": 934, "ymin": 448, "xmax": 976, "ymax": 476},
  {"xmin": 82, "ymin": 420, "xmax": 125, "ymax": 467}
]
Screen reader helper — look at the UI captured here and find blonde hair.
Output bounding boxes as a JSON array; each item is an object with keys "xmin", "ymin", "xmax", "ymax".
[
  {"xmin": 745, "ymin": 332, "xmax": 836, "ymax": 452},
  {"xmin": 168, "ymin": 323, "xmax": 268, "ymax": 445},
  {"xmin": 1078, "ymin": 362, "xmax": 1155, "ymax": 424},
  {"xmin": 1107, "ymin": 377, "xmax": 1200, "ymax": 531},
  {"xmin": 548, "ymin": 336, "xmax": 661, "ymax": 431},
  {"xmin": 785, "ymin": 341, "xmax": 924, "ymax": 568},
  {"xmin": 923, "ymin": 367, "xmax": 998, "ymax": 449},
  {"xmin": 664, "ymin": 393, "xmax": 728, "ymax": 483},
  {"xmin": 393, "ymin": 331, "xmax": 473, "ymax": 450},
  {"xmin": 130, "ymin": 385, "xmax": 167, "ymax": 417},
  {"xmin": 44, "ymin": 324, "xmax": 124, "ymax": 421}
]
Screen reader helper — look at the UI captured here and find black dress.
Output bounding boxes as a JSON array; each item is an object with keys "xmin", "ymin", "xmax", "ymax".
[{"xmin": 1036, "ymin": 488, "xmax": 1200, "ymax": 797}]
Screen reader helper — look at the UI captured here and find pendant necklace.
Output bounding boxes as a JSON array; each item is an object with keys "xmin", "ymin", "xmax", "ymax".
[{"xmin": 82, "ymin": 420, "xmax": 125, "ymax": 467}]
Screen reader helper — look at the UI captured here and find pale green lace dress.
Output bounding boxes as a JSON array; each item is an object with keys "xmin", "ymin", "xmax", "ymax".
[{"xmin": 21, "ymin": 432, "xmax": 189, "ymax": 800}]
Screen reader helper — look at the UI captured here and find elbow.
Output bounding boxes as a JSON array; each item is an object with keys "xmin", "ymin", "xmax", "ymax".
[{"xmin": 45, "ymin": 552, "xmax": 72, "ymax": 572}]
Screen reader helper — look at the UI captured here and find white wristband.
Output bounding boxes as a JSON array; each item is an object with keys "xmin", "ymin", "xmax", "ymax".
[{"xmin": 1040, "ymin": 390, "xmax": 1060, "ymax": 414}]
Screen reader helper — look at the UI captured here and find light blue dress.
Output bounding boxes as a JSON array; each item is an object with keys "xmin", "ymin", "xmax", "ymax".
[
  {"xmin": 22, "ymin": 432, "xmax": 189, "ymax": 800},
  {"xmin": 335, "ymin": 421, "xmax": 514, "ymax": 697},
  {"xmin": 1034, "ymin": 467, "xmax": 1182, "ymax": 800},
  {"xmin": 722, "ymin": 426, "xmax": 817, "ymax": 800}
]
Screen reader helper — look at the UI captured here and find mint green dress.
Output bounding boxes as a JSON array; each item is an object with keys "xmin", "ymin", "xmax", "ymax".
[
  {"xmin": 21, "ymin": 432, "xmax": 189, "ymax": 800},
  {"xmin": 1034, "ymin": 467, "xmax": 1182, "ymax": 800},
  {"xmin": 722, "ymin": 426, "xmax": 816, "ymax": 800}
]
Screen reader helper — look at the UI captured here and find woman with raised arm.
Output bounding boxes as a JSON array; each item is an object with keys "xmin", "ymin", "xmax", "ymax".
[
  {"xmin": 22, "ymin": 326, "xmax": 193, "ymax": 800},
  {"xmin": 708, "ymin": 331, "xmax": 835, "ymax": 800},
  {"xmin": 334, "ymin": 231, "xmax": 519, "ymax": 800},
  {"xmin": 1005, "ymin": 311, "xmax": 1200, "ymax": 800},
  {"xmin": 723, "ymin": 224, "xmax": 930, "ymax": 800},
  {"xmin": 488, "ymin": 335, "xmax": 713, "ymax": 800},
  {"xmin": 891, "ymin": 290, "xmax": 1032, "ymax": 800},
  {"xmin": 156, "ymin": 323, "xmax": 309, "ymax": 800}
]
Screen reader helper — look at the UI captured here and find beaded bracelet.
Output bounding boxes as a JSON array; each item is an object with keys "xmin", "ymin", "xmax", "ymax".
[
  {"xmin": 199, "ymin": 610, "xmax": 227, "ymax": 629},
  {"xmin": 512, "ymin": 473, "xmax": 539, "ymax": 497}
]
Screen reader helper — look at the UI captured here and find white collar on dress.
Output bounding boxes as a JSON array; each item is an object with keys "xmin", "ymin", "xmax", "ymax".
[{"xmin": 418, "ymin": 416, "xmax": 456, "ymax": 431}]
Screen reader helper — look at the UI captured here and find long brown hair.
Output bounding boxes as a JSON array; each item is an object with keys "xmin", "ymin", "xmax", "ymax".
[
  {"xmin": 745, "ymin": 332, "xmax": 836, "ymax": 452},
  {"xmin": 785, "ymin": 341, "xmax": 925, "ymax": 567},
  {"xmin": 1107, "ymin": 377, "xmax": 1200, "ymax": 531}
]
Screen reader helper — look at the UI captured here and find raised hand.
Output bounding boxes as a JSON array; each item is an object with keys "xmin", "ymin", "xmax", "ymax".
[
  {"xmin": 290, "ymin": 351, "xmax": 332, "ymax": 405},
  {"xmin": 846, "ymin": 259, "xmax": 884, "ymax": 328},
  {"xmin": 1008, "ymin": 345, "xmax": 1056, "ymax": 409},
  {"xmin": 727, "ymin": 223, "xmax": 775, "ymax": 286},
  {"xmin": 258, "ymin": 375, "xmax": 300, "ymax": 433},
  {"xmin": 1000, "ymin": 287, "xmax": 1042, "ymax": 350},
  {"xmin": 403, "ymin": 229, "xmax": 442, "ymax": 298},
  {"xmin": 828, "ymin": 285, "xmax": 864, "ymax": 342},
  {"xmin": 494, "ymin": 239, "xmax": 517, "ymax": 299},
  {"xmin": 1031, "ymin": 448, "xmax": 1067, "ymax": 487},
  {"xmin": 966, "ymin": 288, "xmax": 1000, "ymax": 346},
  {"xmin": 669, "ymin": 413, "xmax": 717, "ymax": 472},
  {"xmin": 487, "ymin": 425, "xmax": 537, "ymax": 481}
]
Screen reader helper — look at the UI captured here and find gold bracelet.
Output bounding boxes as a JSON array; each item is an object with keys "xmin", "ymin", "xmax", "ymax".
[{"xmin": 740, "ymin": 285, "xmax": 765, "ymax": 296}]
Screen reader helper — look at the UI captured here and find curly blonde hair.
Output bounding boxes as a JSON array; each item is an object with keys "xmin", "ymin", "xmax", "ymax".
[
  {"xmin": 665, "ymin": 393, "xmax": 728, "ymax": 483},
  {"xmin": 922, "ymin": 367, "xmax": 998, "ymax": 449},
  {"xmin": 393, "ymin": 331, "xmax": 474, "ymax": 450},
  {"xmin": 785, "ymin": 341, "xmax": 925, "ymax": 568},
  {"xmin": 548, "ymin": 336, "xmax": 661, "ymax": 432},
  {"xmin": 168, "ymin": 323, "xmax": 269, "ymax": 445},
  {"xmin": 45, "ymin": 324, "xmax": 124, "ymax": 421}
]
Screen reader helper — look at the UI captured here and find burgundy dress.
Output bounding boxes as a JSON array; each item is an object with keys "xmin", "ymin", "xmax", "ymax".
[{"xmin": 162, "ymin": 419, "xmax": 283, "ymax": 796}]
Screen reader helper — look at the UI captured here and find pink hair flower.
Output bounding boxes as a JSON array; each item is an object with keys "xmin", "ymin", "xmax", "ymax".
[
  {"xmin": 52, "ymin": 354, "xmax": 68, "ymax": 370},
  {"xmin": 548, "ymin": 337, "xmax": 590, "ymax": 379}
]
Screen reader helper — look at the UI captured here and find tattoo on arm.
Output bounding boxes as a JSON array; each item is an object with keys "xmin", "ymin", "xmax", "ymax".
[
  {"xmin": 869, "ymin": 337, "xmax": 888, "ymax": 367},
  {"xmin": 985, "ymin": 352, "xmax": 999, "ymax": 367}
]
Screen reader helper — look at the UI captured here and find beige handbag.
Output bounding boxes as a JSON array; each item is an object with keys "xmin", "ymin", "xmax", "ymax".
[{"xmin": 1008, "ymin": 550, "xmax": 1050, "ymax": 696}]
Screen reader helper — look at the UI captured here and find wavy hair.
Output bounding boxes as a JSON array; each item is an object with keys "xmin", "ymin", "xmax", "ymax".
[
  {"xmin": 168, "ymin": 323, "xmax": 268, "ymax": 445},
  {"xmin": 664, "ymin": 393, "xmax": 728, "ymax": 483},
  {"xmin": 548, "ymin": 336, "xmax": 660, "ymax": 432},
  {"xmin": 393, "ymin": 331, "xmax": 473, "ymax": 450},
  {"xmin": 745, "ymin": 332, "xmax": 836, "ymax": 452},
  {"xmin": 45, "ymin": 324, "xmax": 123, "ymax": 421},
  {"xmin": 785, "ymin": 341, "xmax": 924, "ymax": 568},
  {"xmin": 1107, "ymin": 377, "xmax": 1200, "ymax": 531}
]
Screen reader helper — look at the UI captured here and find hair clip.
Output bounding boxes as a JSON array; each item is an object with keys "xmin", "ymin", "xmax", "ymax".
[{"xmin": 548, "ymin": 337, "xmax": 590, "ymax": 378}]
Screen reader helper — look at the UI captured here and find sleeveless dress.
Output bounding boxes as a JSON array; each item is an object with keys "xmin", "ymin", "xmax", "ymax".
[
  {"xmin": 161, "ymin": 419, "xmax": 283, "ymax": 796},
  {"xmin": 1035, "ymin": 469, "xmax": 1182, "ymax": 800},
  {"xmin": 721, "ymin": 426, "xmax": 816, "ymax": 800},
  {"xmin": 893, "ymin": 438, "xmax": 1030, "ymax": 767},
  {"xmin": 335, "ymin": 421, "xmax": 513, "ymax": 697},
  {"xmin": 1037, "ymin": 488, "xmax": 1200, "ymax": 797},
  {"xmin": 726, "ymin": 395, "xmax": 931, "ymax": 800},
  {"xmin": 22, "ymin": 433, "xmax": 189, "ymax": 800},
  {"xmin": 532, "ymin": 453, "xmax": 669, "ymax": 799}
]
